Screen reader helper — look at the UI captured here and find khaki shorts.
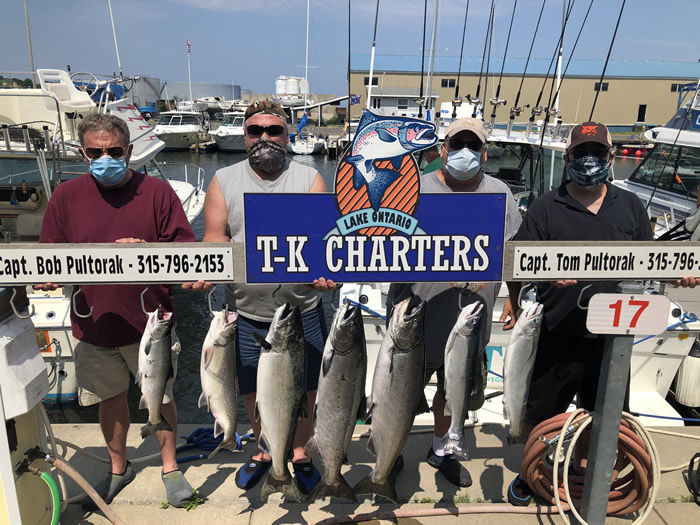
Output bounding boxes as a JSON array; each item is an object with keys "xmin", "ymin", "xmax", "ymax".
[{"xmin": 74, "ymin": 336, "xmax": 178, "ymax": 406}]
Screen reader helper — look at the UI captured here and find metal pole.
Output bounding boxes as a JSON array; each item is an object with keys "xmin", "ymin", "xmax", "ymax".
[
  {"xmin": 366, "ymin": 0, "xmax": 381, "ymax": 110},
  {"xmin": 187, "ymin": 41, "xmax": 193, "ymax": 104},
  {"xmin": 24, "ymin": 0, "xmax": 36, "ymax": 87},
  {"xmin": 425, "ymin": 0, "xmax": 440, "ymax": 121},
  {"xmin": 580, "ymin": 281, "xmax": 642, "ymax": 524},
  {"xmin": 107, "ymin": 0, "xmax": 123, "ymax": 80}
]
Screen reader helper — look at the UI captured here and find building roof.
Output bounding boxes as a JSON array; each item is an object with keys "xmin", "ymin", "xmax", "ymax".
[
  {"xmin": 369, "ymin": 87, "xmax": 438, "ymax": 98},
  {"xmin": 351, "ymin": 55, "xmax": 700, "ymax": 79}
]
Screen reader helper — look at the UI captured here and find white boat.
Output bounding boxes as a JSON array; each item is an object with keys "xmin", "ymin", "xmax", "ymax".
[
  {"xmin": 208, "ymin": 111, "xmax": 246, "ymax": 152},
  {"xmin": 288, "ymin": 132, "xmax": 325, "ymax": 155},
  {"xmin": 0, "ymin": 68, "xmax": 206, "ymax": 403},
  {"xmin": 153, "ymin": 110, "xmax": 209, "ymax": 150},
  {"xmin": 174, "ymin": 100, "xmax": 208, "ymax": 113},
  {"xmin": 612, "ymin": 83, "xmax": 700, "ymax": 238}
]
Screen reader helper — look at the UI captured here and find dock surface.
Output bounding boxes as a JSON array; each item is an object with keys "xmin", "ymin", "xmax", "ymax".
[{"xmin": 53, "ymin": 422, "xmax": 700, "ymax": 524}]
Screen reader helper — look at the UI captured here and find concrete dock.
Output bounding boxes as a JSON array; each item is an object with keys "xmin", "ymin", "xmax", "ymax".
[{"xmin": 53, "ymin": 422, "xmax": 700, "ymax": 524}]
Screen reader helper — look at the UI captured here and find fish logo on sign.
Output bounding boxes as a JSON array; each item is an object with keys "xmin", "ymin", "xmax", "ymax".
[{"xmin": 326, "ymin": 110, "xmax": 437, "ymax": 238}]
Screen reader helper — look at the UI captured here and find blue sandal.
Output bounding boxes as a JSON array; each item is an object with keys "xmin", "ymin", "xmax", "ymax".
[
  {"xmin": 293, "ymin": 460, "xmax": 321, "ymax": 495},
  {"xmin": 235, "ymin": 457, "xmax": 271, "ymax": 490}
]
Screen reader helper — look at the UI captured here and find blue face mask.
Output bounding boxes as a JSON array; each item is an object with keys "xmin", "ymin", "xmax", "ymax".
[
  {"xmin": 567, "ymin": 154, "xmax": 610, "ymax": 187},
  {"xmin": 89, "ymin": 156, "xmax": 128, "ymax": 186},
  {"xmin": 445, "ymin": 148, "xmax": 481, "ymax": 181}
]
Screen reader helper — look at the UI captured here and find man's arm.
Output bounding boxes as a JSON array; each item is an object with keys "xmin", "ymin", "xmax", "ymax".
[
  {"xmin": 308, "ymin": 172, "xmax": 336, "ymax": 291},
  {"xmin": 310, "ymin": 172, "xmax": 328, "ymax": 193},
  {"xmin": 182, "ymin": 176, "xmax": 229, "ymax": 291}
]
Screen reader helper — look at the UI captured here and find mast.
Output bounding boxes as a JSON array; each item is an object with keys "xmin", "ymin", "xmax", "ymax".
[
  {"xmin": 303, "ymin": 0, "xmax": 310, "ymax": 113},
  {"xmin": 366, "ymin": 0, "xmax": 381, "ymax": 110},
  {"xmin": 187, "ymin": 39, "xmax": 192, "ymax": 103},
  {"xmin": 425, "ymin": 0, "xmax": 440, "ymax": 121},
  {"xmin": 107, "ymin": 0, "xmax": 123, "ymax": 80}
]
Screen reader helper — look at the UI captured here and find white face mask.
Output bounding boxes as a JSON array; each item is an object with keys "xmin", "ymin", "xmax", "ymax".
[{"xmin": 445, "ymin": 148, "xmax": 481, "ymax": 180}]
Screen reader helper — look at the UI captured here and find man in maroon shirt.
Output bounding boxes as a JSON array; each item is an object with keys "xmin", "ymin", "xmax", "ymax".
[{"xmin": 36, "ymin": 113, "xmax": 196, "ymax": 510}]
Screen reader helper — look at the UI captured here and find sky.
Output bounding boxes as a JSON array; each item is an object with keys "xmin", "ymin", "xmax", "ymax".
[{"xmin": 2, "ymin": 0, "xmax": 698, "ymax": 96}]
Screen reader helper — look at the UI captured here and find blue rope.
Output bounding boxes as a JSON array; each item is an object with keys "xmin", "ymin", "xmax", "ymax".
[
  {"xmin": 342, "ymin": 298, "xmax": 387, "ymax": 320},
  {"xmin": 632, "ymin": 412, "xmax": 700, "ymax": 423},
  {"xmin": 175, "ymin": 427, "xmax": 254, "ymax": 464},
  {"xmin": 634, "ymin": 312, "xmax": 700, "ymax": 345},
  {"xmin": 488, "ymin": 369, "xmax": 503, "ymax": 379}
]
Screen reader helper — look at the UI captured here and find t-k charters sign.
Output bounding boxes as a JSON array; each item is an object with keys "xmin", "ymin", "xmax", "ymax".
[{"xmin": 244, "ymin": 111, "xmax": 506, "ymax": 283}]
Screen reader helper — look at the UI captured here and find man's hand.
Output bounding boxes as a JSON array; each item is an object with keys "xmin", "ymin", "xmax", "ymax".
[
  {"xmin": 673, "ymin": 276, "xmax": 700, "ymax": 288},
  {"xmin": 305, "ymin": 277, "xmax": 338, "ymax": 292},
  {"xmin": 33, "ymin": 283, "xmax": 59, "ymax": 292},
  {"xmin": 551, "ymin": 279, "xmax": 577, "ymax": 288},
  {"xmin": 181, "ymin": 280, "xmax": 215, "ymax": 292},
  {"xmin": 499, "ymin": 298, "xmax": 519, "ymax": 330},
  {"xmin": 115, "ymin": 238, "xmax": 146, "ymax": 244}
]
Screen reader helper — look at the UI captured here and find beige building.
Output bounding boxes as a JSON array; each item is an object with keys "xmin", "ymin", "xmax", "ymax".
[{"xmin": 349, "ymin": 55, "xmax": 700, "ymax": 126}]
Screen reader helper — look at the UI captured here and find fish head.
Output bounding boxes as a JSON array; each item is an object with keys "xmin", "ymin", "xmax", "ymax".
[
  {"xmin": 146, "ymin": 306, "xmax": 173, "ymax": 339},
  {"xmin": 519, "ymin": 302, "xmax": 544, "ymax": 337},
  {"xmin": 397, "ymin": 121, "xmax": 438, "ymax": 151},
  {"xmin": 329, "ymin": 302, "xmax": 365, "ymax": 355},
  {"xmin": 268, "ymin": 301, "xmax": 303, "ymax": 352},
  {"xmin": 390, "ymin": 296, "xmax": 426, "ymax": 352},
  {"xmin": 209, "ymin": 308, "xmax": 238, "ymax": 343},
  {"xmin": 455, "ymin": 301, "xmax": 485, "ymax": 336}
]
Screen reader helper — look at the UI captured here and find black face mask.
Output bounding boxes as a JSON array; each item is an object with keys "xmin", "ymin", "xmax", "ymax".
[{"xmin": 248, "ymin": 137, "xmax": 286, "ymax": 174}]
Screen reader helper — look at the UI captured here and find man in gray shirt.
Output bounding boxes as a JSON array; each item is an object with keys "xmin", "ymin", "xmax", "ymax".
[
  {"xmin": 185, "ymin": 101, "xmax": 335, "ymax": 495},
  {"xmin": 389, "ymin": 117, "xmax": 521, "ymax": 487}
]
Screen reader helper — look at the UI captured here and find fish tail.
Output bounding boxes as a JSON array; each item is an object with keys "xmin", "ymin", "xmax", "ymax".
[
  {"xmin": 353, "ymin": 473, "xmax": 398, "ymax": 503},
  {"xmin": 307, "ymin": 474, "xmax": 356, "ymax": 503},
  {"xmin": 439, "ymin": 433, "xmax": 469, "ymax": 459},
  {"xmin": 207, "ymin": 437, "xmax": 239, "ymax": 459},
  {"xmin": 260, "ymin": 471, "xmax": 302, "ymax": 502},
  {"xmin": 140, "ymin": 416, "xmax": 172, "ymax": 439}
]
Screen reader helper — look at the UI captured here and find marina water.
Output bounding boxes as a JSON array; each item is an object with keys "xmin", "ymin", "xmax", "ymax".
[{"xmin": 44, "ymin": 150, "xmax": 643, "ymax": 426}]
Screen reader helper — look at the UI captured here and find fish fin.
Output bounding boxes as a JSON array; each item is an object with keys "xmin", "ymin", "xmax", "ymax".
[
  {"xmin": 353, "ymin": 473, "xmax": 398, "ymax": 503},
  {"xmin": 352, "ymin": 166, "xmax": 364, "ymax": 190},
  {"xmin": 140, "ymin": 417, "xmax": 172, "ymax": 439},
  {"xmin": 364, "ymin": 159, "xmax": 374, "ymax": 175},
  {"xmin": 171, "ymin": 340, "xmax": 181, "ymax": 355},
  {"xmin": 376, "ymin": 128, "xmax": 397, "ymax": 142},
  {"xmin": 202, "ymin": 345, "xmax": 213, "ymax": 369},
  {"xmin": 208, "ymin": 435, "xmax": 239, "ymax": 459},
  {"xmin": 257, "ymin": 432, "xmax": 271, "ymax": 456},
  {"xmin": 213, "ymin": 420, "xmax": 224, "ymax": 438},
  {"xmin": 253, "ymin": 332, "xmax": 271, "ymax": 350},
  {"xmin": 299, "ymin": 394, "xmax": 309, "ymax": 420},
  {"xmin": 134, "ymin": 370, "xmax": 142, "ymax": 385},
  {"xmin": 390, "ymin": 155, "xmax": 403, "ymax": 170},
  {"xmin": 365, "ymin": 395, "xmax": 373, "ymax": 418},
  {"xmin": 197, "ymin": 392, "xmax": 208, "ymax": 410},
  {"xmin": 366, "ymin": 433, "xmax": 377, "ymax": 456},
  {"xmin": 346, "ymin": 154, "xmax": 363, "ymax": 165},
  {"xmin": 415, "ymin": 393, "xmax": 430, "ymax": 416},
  {"xmin": 322, "ymin": 349, "xmax": 334, "ymax": 376},
  {"xmin": 356, "ymin": 395, "xmax": 367, "ymax": 421},
  {"xmin": 440, "ymin": 432, "xmax": 469, "ymax": 459},
  {"xmin": 307, "ymin": 474, "xmax": 356, "ymax": 503},
  {"xmin": 260, "ymin": 470, "xmax": 301, "ymax": 503},
  {"xmin": 388, "ymin": 348, "xmax": 394, "ymax": 374},
  {"xmin": 144, "ymin": 339, "xmax": 152, "ymax": 356},
  {"xmin": 254, "ymin": 401, "xmax": 260, "ymax": 422},
  {"xmin": 138, "ymin": 396, "xmax": 147, "ymax": 410}
]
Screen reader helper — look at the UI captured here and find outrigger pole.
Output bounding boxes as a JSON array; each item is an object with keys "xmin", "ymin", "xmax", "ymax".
[
  {"xmin": 453, "ymin": 0, "xmax": 470, "ymax": 120},
  {"xmin": 425, "ymin": 0, "xmax": 440, "ymax": 121},
  {"xmin": 418, "ymin": 0, "xmax": 427, "ymax": 119},
  {"xmin": 366, "ymin": 0, "xmax": 381, "ymax": 110},
  {"xmin": 24, "ymin": 0, "xmax": 36, "ymax": 87},
  {"xmin": 489, "ymin": 0, "xmax": 518, "ymax": 129},
  {"xmin": 107, "ymin": 0, "xmax": 123, "ymax": 80}
]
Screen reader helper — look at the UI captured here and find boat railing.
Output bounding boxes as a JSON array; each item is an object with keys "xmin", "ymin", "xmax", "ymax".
[{"xmin": 152, "ymin": 161, "xmax": 205, "ymax": 196}]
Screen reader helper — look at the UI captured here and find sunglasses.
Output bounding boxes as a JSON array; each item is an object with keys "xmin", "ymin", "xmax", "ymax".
[
  {"xmin": 570, "ymin": 146, "xmax": 611, "ymax": 160},
  {"xmin": 449, "ymin": 137, "xmax": 483, "ymax": 151},
  {"xmin": 83, "ymin": 147, "xmax": 125, "ymax": 160},
  {"xmin": 246, "ymin": 124, "xmax": 285, "ymax": 137}
]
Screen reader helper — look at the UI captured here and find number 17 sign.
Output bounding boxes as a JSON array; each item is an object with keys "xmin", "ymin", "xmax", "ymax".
[{"xmin": 586, "ymin": 294, "xmax": 671, "ymax": 335}]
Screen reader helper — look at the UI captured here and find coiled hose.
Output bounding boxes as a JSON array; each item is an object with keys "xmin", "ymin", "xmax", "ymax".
[{"xmin": 39, "ymin": 471, "xmax": 61, "ymax": 525}]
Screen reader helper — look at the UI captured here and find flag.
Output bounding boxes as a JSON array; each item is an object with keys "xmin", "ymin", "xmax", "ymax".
[
  {"xmin": 297, "ymin": 109, "xmax": 308, "ymax": 134},
  {"xmin": 349, "ymin": 94, "xmax": 360, "ymax": 105},
  {"xmin": 187, "ymin": 39, "xmax": 191, "ymax": 53}
]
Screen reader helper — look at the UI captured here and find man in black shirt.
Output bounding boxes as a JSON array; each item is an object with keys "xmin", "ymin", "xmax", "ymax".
[{"xmin": 504, "ymin": 122, "xmax": 653, "ymax": 506}]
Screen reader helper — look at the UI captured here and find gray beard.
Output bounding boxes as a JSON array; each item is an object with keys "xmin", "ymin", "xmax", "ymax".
[{"xmin": 248, "ymin": 138, "xmax": 287, "ymax": 174}]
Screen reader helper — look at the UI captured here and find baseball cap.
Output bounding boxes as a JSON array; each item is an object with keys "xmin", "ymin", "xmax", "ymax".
[
  {"xmin": 244, "ymin": 100, "xmax": 287, "ymax": 122},
  {"xmin": 445, "ymin": 117, "xmax": 488, "ymax": 144},
  {"xmin": 566, "ymin": 121, "xmax": 612, "ymax": 153}
]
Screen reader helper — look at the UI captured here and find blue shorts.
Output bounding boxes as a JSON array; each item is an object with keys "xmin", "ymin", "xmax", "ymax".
[{"xmin": 235, "ymin": 301, "xmax": 327, "ymax": 395}]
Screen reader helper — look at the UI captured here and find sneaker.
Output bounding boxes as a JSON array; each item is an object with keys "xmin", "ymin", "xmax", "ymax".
[
  {"xmin": 388, "ymin": 454, "xmax": 404, "ymax": 482},
  {"xmin": 508, "ymin": 474, "xmax": 534, "ymax": 506},
  {"xmin": 162, "ymin": 470, "xmax": 194, "ymax": 508},
  {"xmin": 292, "ymin": 459, "xmax": 321, "ymax": 495},
  {"xmin": 81, "ymin": 462, "xmax": 136, "ymax": 511},
  {"xmin": 235, "ymin": 457, "xmax": 271, "ymax": 490},
  {"xmin": 426, "ymin": 448, "xmax": 472, "ymax": 487}
]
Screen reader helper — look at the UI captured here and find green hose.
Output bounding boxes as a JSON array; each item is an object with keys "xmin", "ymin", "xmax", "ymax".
[{"xmin": 39, "ymin": 471, "xmax": 61, "ymax": 525}]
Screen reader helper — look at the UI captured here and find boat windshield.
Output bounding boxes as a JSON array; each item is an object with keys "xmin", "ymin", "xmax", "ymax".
[
  {"xmin": 628, "ymin": 143, "xmax": 700, "ymax": 198},
  {"xmin": 157, "ymin": 114, "xmax": 201, "ymax": 126},
  {"xmin": 221, "ymin": 115, "xmax": 244, "ymax": 127}
]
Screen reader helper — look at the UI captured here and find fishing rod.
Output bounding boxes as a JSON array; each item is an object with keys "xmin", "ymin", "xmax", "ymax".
[
  {"xmin": 525, "ymin": 0, "xmax": 576, "ymax": 138},
  {"xmin": 507, "ymin": 0, "xmax": 546, "ymax": 136},
  {"xmin": 470, "ymin": 0, "xmax": 495, "ymax": 118},
  {"xmin": 418, "ymin": 0, "xmax": 427, "ymax": 119},
  {"xmin": 425, "ymin": 0, "xmax": 440, "ymax": 120},
  {"xmin": 452, "ymin": 0, "xmax": 470, "ymax": 120},
  {"xmin": 489, "ymin": 0, "xmax": 518, "ymax": 130},
  {"xmin": 366, "ymin": 0, "xmax": 381, "ymax": 110},
  {"xmin": 482, "ymin": 2, "xmax": 494, "ymax": 118},
  {"xmin": 346, "ymin": 0, "xmax": 351, "ymax": 126},
  {"xmin": 589, "ymin": 0, "xmax": 626, "ymax": 120}
]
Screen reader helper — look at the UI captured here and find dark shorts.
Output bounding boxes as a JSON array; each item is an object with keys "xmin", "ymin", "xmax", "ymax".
[
  {"xmin": 235, "ymin": 300, "xmax": 327, "ymax": 396},
  {"xmin": 525, "ymin": 325, "xmax": 629, "ymax": 425}
]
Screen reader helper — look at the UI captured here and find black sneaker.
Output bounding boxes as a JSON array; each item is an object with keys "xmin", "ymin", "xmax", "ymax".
[
  {"xmin": 292, "ymin": 460, "xmax": 321, "ymax": 495},
  {"xmin": 235, "ymin": 457, "xmax": 271, "ymax": 490},
  {"xmin": 81, "ymin": 462, "xmax": 136, "ymax": 511},
  {"xmin": 508, "ymin": 474, "xmax": 534, "ymax": 506},
  {"xmin": 426, "ymin": 448, "xmax": 472, "ymax": 487}
]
